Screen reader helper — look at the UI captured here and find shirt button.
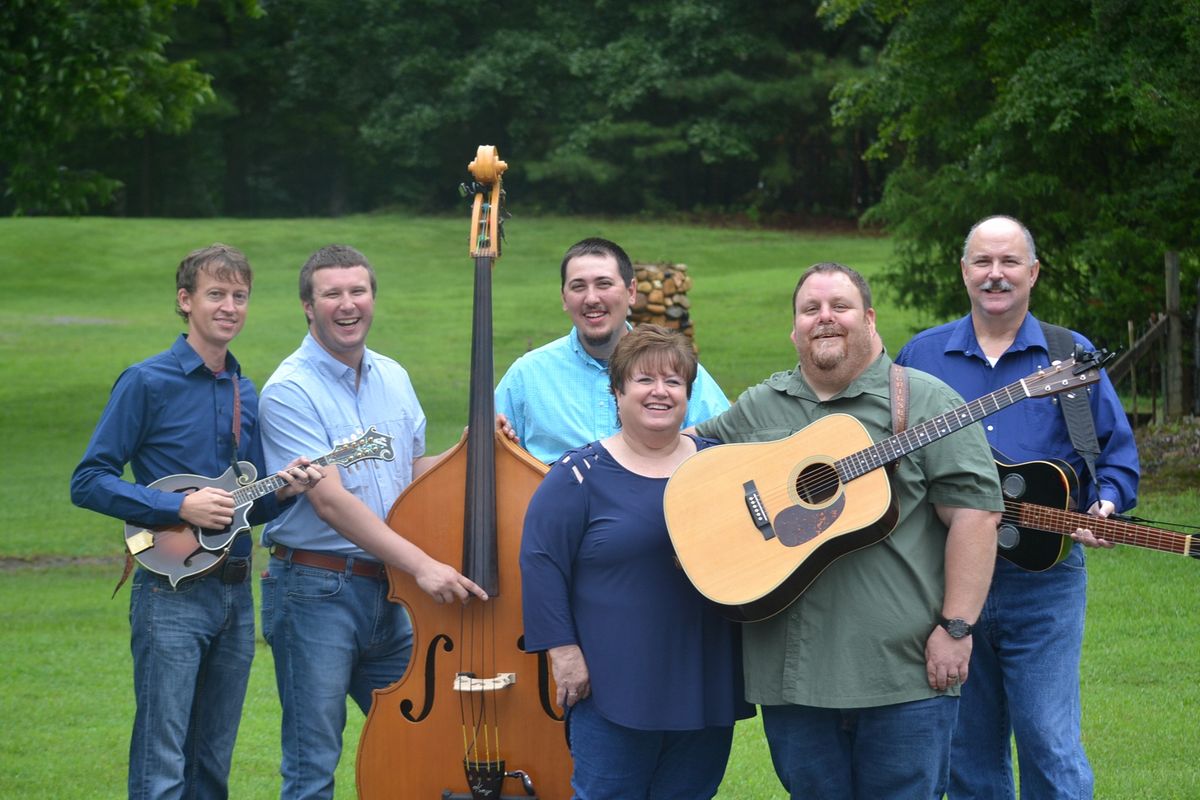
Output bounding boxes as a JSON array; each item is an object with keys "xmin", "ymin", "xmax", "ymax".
[{"xmin": 986, "ymin": 425, "xmax": 994, "ymax": 431}]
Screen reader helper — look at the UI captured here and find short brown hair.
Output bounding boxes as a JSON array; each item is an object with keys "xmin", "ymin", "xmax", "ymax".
[
  {"xmin": 608, "ymin": 324, "xmax": 698, "ymax": 400},
  {"xmin": 175, "ymin": 243, "xmax": 252, "ymax": 321},
  {"xmin": 299, "ymin": 244, "xmax": 377, "ymax": 304}
]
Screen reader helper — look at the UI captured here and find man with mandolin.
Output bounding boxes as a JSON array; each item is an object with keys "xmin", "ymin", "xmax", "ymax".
[
  {"xmin": 70, "ymin": 244, "xmax": 324, "ymax": 800},
  {"xmin": 693, "ymin": 262, "xmax": 1004, "ymax": 798},
  {"xmin": 257, "ymin": 244, "xmax": 488, "ymax": 800},
  {"xmin": 895, "ymin": 215, "xmax": 1140, "ymax": 800}
]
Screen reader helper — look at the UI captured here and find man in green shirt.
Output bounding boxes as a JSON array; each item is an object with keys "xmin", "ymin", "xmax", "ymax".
[{"xmin": 696, "ymin": 262, "xmax": 1002, "ymax": 798}]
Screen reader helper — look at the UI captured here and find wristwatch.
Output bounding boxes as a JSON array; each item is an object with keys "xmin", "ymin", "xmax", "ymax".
[{"xmin": 938, "ymin": 616, "xmax": 974, "ymax": 639}]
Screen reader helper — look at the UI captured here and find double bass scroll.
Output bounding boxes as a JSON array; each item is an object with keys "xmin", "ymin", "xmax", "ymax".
[{"xmin": 356, "ymin": 147, "xmax": 573, "ymax": 799}]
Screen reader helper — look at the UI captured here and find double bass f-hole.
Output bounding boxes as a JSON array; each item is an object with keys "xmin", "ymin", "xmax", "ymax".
[{"xmin": 356, "ymin": 147, "xmax": 573, "ymax": 800}]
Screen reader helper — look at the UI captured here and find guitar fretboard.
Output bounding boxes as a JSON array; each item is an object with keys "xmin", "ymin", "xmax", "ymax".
[
  {"xmin": 836, "ymin": 380, "xmax": 1030, "ymax": 481},
  {"xmin": 1008, "ymin": 502, "xmax": 1197, "ymax": 558}
]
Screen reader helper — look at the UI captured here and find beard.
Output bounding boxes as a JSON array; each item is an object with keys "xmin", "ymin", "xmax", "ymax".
[{"xmin": 803, "ymin": 324, "xmax": 875, "ymax": 376}]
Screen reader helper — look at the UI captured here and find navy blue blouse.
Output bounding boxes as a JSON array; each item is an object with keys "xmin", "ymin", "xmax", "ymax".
[{"xmin": 520, "ymin": 437, "xmax": 752, "ymax": 731}]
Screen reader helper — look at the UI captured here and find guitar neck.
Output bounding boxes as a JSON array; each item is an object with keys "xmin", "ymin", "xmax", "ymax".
[
  {"xmin": 1009, "ymin": 502, "xmax": 1198, "ymax": 558},
  {"xmin": 230, "ymin": 451, "xmax": 341, "ymax": 506},
  {"xmin": 837, "ymin": 377, "xmax": 1031, "ymax": 481}
]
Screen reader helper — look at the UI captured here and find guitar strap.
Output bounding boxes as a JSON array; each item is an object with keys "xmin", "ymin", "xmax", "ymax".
[
  {"xmin": 1039, "ymin": 321, "xmax": 1101, "ymax": 487},
  {"xmin": 888, "ymin": 363, "xmax": 909, "ymax": 473}
]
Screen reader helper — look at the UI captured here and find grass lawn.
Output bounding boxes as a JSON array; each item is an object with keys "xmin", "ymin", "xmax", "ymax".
[{"xmin": 0, "ymin": 215, "xmax": 1196, "ymax": 798}]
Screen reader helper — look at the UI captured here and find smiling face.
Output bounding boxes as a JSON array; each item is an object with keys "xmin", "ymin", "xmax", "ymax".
[
  {"xmin": 304, "ymin": 265, "xmax": 375, "ymax": 368},
  {"xmin": 178, "ymin": 267, "xmax": 249, "ymax": 359},
  {"xmin": 962, "ymin": 217, "xmax": 1039, "ymax": 323},
  {"xmin": 562, "ymin": 252, "xmax": 637, "ymax": 359},
  {"xmin": 614, "ymin": 355, "xmax": 690, "ymax": 438},
  {"xmin": 790, "ymin": 270, "xmax": 878, "ymax": 391}
]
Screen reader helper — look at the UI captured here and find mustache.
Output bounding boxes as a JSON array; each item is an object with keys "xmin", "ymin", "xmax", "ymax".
[
  {"xmin": 978, "ymin": 278, "xmax": 1015, "ymax": 292},
  {"xmin": 811, "ymin": 324, "xmax": 845, "ymax": 339}
]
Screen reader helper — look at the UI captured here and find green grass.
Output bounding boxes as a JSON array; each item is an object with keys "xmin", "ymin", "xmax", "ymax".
[{"xmin": 1, "ymin": 215, "xmax": 1196, "ymax": 798}]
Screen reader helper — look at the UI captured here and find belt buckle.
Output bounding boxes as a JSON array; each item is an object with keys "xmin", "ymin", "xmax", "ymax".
[{"xmin": 220, "ymin": 558, "xmax": 249, "ymax": 584}]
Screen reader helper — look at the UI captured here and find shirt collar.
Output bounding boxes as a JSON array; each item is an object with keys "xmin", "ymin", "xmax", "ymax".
[
  {"xmin": 300, "ymin": 332, "xmax": 374, "ymax": 383},
  {"xmin": 768, "ymin": 351, "xmax": 891, "ymax": 402},
  {"xmin": 567, "ymin": 322, "xmax": 634, "ymax": 370},
  {"xmin": 172, "ymin": 333, "xmax": 241, "ymax": 377},
  {"xmin": 944, "ymin": 312, "xmax": 1047, "ymax": 359}
]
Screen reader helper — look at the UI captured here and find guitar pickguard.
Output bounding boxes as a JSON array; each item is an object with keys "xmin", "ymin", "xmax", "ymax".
[{"xmin": 773, "ymin": 493, "xmax": 846, "ymax": 547}]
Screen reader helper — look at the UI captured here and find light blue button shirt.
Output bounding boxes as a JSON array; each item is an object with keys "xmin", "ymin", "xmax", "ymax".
[
  {"xmin": 259, "ymin": 334, "xmax": 426, "ymax": 555},
  {"xmin": 495, "ymin": 326, "xmax": 730, "ymax": 463}
]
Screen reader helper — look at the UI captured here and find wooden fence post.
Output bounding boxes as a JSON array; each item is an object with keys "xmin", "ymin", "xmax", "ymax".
[{"xmin": 1165, "ymin": 251, "xmax": 1182, "ymax": 419}]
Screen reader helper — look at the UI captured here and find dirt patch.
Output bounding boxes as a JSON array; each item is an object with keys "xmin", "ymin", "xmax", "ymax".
[{"xmin": 1135, "ymin": 415, "xmax": 1200, "ymax": 494}]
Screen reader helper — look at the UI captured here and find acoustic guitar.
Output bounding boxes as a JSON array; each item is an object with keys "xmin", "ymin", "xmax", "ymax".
[
  {"xmin": 995, "ymin": 457, "xmax": 1197, "ymax": 571},
  {"xmin": 123, "ymin": 427, "xmax": 394, "ymax": 586},
  {"xmin": 663, "ymin": 351, "xmax": 1112, "ymax": 622}
]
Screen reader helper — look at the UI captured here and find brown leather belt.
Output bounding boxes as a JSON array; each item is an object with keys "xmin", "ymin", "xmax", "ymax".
[{"xmin": 271, "ymin": 545, "xmax": 387, "ymax": 579}]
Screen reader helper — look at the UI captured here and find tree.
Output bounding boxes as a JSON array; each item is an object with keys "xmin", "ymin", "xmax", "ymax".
[
  {"xmin": 823, "ymin": 0, "xmax": 1200, "ymax": 347},
  {"xmin": 0, "ymin": 0, "xmax": 260, "ymax": 215}
]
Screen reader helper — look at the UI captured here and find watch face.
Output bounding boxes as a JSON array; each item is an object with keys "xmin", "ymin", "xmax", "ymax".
[{"xmin": 944, "ymin": 618, "xmax": 971, "ymax": 638}]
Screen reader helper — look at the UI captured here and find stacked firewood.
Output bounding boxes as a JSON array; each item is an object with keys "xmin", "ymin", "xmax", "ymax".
[{"xmin": 629, "ymin": 262, "xmax": 696, "ymax": 345}]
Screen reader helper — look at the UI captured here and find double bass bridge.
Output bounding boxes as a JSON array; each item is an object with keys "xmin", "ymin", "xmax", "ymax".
[{"xmin": 454, "ymin": 672, "xmax": 517, "ymax": 693}]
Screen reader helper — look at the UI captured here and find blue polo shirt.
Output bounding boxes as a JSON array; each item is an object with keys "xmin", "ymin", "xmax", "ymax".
[
  {"xmin": 71, "ymin": 334, "xmax": 280, "ymax": 557},
  {"xmin": 895, "ymin": 313, "xmax": 1138, "ymax": 513},
  {"xmin": 495, "ymin": 326, "xmax": 730, "ymax": 463}
]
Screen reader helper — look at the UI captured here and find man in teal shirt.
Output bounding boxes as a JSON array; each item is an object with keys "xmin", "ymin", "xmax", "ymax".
[
  {"xmin": 696, "ymin": 262, "xmax": 1003, "ymax": 798},
  {"xmin": 495, "ymin": 237, "xmax": 728, "ymax": 463}
]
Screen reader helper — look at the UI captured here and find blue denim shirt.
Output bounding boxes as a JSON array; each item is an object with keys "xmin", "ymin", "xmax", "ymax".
[
  {"xmin": 259, "ymin": 333, "xmax": 425, "ymax": 556},
  {"xmin": 895, "ymin": 312, "xmax": 1139, "ymax": 514},
  {"xmin": 70, "ymin": 334, "xmax": 279, "ymax": 557},
  {"xmin": 495, "ymin": 326, "xmax": 730, "ymax": 463}
]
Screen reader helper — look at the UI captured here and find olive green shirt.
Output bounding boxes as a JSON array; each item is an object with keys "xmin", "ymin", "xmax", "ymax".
[{"xmin": 696, "ymin": 353, "xmax": 1003, "ymax": 708}]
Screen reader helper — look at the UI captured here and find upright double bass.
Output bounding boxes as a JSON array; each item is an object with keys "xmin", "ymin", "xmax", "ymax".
[{"xmin": 357, "ymin": 147, "xmax": 573, "ymax": 799}]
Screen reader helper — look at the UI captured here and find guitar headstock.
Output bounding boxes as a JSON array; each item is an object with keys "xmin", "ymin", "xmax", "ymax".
[
  {"xmin": 329, "ymin": 426, "xmax": 396, "ymax": 468},
  {"xmin": 1022, "ymin": 347, "xmax": 1115, "ymax": 400},
  {"xmin": 462, "ymin": 145, "xmax": 507, "ymax": 260}
]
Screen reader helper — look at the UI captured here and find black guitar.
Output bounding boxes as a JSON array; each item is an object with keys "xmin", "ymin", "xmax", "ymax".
[
  {"xmin": 996, "ymin": 457, "xmax": 1197, "ymax": 571},
  {"xmin": 123, "ymin": 427, "xmax": 395, "ymax": 586}
]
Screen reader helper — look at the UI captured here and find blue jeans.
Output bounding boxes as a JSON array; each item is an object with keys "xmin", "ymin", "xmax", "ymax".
[
  {"xmin": 949, "ymin": 546, "xmax": 1092, "ymax": 800},
  {"xmin": 761, "ymin": 696, "xmax": 958, "ymax": 799},
  {"xmin": 262, "ymin": 553, "xmax": 413, "ymax": 800},
  {"xmin": 565, "ymin": 698, "xmax": 734, "ymax": 799},
  {"xmin": 128, "ymin": 566, "xmax": 254, "ymax": 800}
]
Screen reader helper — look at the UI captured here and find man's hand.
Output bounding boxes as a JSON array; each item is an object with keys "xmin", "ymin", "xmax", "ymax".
[
  {"xmin": 548, "ymin": 644, "xmax": 590, "ymax": 708},
  {"xmin": 496, "ymin": 413, "xmax": 519, "ymax": 444},
  {"xmin": 1071, "ymin": 499, "xmax": 1115, "ymax": 548},
  {"xmin": 925, "ymin": 625, "xmax": 972, "ymax": 692},
  {"xmin": 179, "ymin": 487, "xmax": 235, "ymax": 529},
  {"xmin": 413, "ymin": 560, "xmax": 489, "ymax": 604},
  {"xmin": 275, "ymin": 457, "xmax": 324, "ymax": 500}
]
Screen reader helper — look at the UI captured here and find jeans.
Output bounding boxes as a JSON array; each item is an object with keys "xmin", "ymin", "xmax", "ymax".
[
  {"xmin": 949, "ymin": 546, "xmax": 1093, "ymax": 800},
  {"xmin": 262, "ymin": 553, "xmax": 413, "ymax": 800},
  {"xmin": 565, "ymin": 698, "xmax": 734, "ymax": 799},
  {"xmin": 761, "ymin": 696, "xmax": 958, "ymax": 800},
  {"xmin": 128, "ymin": 566, "xmax": 254, "ymax": 800}
]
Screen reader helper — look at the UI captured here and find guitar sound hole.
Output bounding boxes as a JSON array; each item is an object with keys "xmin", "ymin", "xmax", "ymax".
[
  {"xmin": 795, "ymin": 462, "xmax": 839, "ymax": 504},
  {"xmin": 1001, "ymin": 473, "xmax": 1027, "ymax": 500}
]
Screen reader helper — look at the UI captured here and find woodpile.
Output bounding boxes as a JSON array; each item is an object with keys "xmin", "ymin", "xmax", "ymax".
[{"xmin": 629, "ymin": 262, "xmax": 697, "ymax": 346}]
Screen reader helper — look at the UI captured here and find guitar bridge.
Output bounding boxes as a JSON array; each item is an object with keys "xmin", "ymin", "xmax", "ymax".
[{"xmin": 744, "ymin": 481, "xmax": 775, "ymax": 541}]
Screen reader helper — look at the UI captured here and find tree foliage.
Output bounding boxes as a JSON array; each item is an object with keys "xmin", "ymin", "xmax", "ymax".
[
  {"xmin": 822, "ymin": 0, "xmax": 1200, "ymax": 346},
  {"xmin": 0, "ymin": 0, "xmax": 235, "ymax": 214}
]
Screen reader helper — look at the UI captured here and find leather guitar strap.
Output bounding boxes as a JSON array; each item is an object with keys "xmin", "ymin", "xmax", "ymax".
[{"xmin": 888, "ymin": 362, "xmax": 909, "ymax": 474}]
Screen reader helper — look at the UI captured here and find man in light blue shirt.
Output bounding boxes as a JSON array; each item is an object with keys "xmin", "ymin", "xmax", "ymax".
[
  {"xmin": 258, "ymin": 244, "xmax": 486, "ymax": 800},
  {"xmin": 495, "ymin": 237, "xmax": 729, "ymax": 463}
]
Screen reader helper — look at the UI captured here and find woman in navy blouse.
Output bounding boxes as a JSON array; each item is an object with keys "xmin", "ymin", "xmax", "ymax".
[{"xmin": 520, "ymin": 324, "xmax": 751, "ymax": 799}]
